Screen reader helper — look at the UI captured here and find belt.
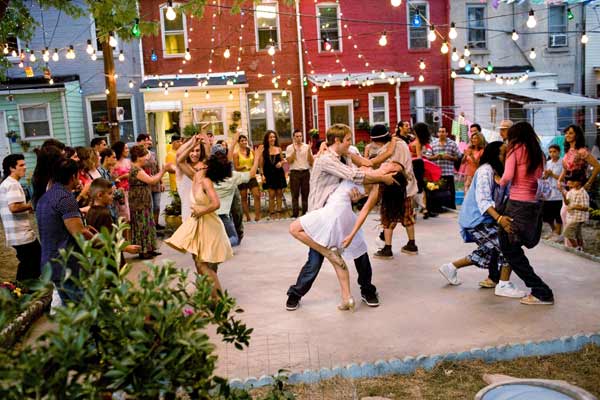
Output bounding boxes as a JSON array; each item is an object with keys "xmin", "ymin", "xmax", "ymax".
[{"xmin": 290, "ymin": 169, "xmax": 309, "ymax": 172}]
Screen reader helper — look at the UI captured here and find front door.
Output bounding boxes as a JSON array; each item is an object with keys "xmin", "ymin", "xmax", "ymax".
[
  {"xmin": 325, "ymin": 100, "xmax": 354, "ymax": 141},
  {"xmin": 0, "ymin": 111, "xmax": 11, "ymax": 164}
]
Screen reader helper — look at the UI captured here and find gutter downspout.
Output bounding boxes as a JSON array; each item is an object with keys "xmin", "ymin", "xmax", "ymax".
[
  {"xmin": 395, "ymin": 82, "xmax": 401, "ymax": 123},
  {"xmin": 295, "ymin": 0, "xmax": 307, "ymax": 139}
]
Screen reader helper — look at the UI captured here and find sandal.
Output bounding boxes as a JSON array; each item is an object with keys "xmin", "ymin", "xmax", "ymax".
[{"xmin": 479, "ymin": 278, "xmax": 497, "ymax": 288}]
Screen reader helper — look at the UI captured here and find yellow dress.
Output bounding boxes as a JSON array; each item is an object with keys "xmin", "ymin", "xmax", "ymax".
[{"xmin": 165, "ymin": 180, "xmax": 233, "ymax": 263}]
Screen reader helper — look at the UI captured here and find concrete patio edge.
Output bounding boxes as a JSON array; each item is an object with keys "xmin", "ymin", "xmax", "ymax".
[{"xmin": 228, "ymin": 332, "xmax": 600, "ymax": 389}]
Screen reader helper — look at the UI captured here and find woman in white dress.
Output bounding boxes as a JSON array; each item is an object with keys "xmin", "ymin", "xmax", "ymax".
[
  {"xmin": 176, "ymin": 134, "xmax": 209, "ymax": 220},
  {"xmin": 289, "ymin": 180, "xmax": 380, "ymax": 311}
]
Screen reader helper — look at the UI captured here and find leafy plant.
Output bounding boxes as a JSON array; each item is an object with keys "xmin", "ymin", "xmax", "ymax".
[
  {"xmin": 163, "ymin": 190, "xmax": 181, "ymax": 216},
  {"xmin": 183, "ymin": 123, "xmax": 201, "ymax": 138},
  {"xmin": 232, "ymin": 111, "xmax": 242, "ymax": 122},
  {"xmin": 0, "ymin": 223, "xmax": 254, "ymax": 399},
  {"xmin": 591, "ymin": 208, "xmax": 600, "ymax": 221}
]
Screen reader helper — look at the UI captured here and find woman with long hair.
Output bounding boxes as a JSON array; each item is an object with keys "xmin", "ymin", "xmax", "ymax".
[
  {"xmin": 32, "ymin": 140, "xmax": 65, "ymax": 207},
  {"xmin": 128, "ymin": 145, "xmax": 170, "ymax": 259},
  {"xmin": 260, "ymin": 130, "xmax": 287, "ymax": 219},
  {"xmin": 410, "ymin": 122, "xmax": 435, "ymax": 218},
  {"xmin": 233, "ymin": 134, "xmax": 262, "ymax": 222},
  {"xmin": 111, "ymin": 141, "xmax": 132, "ymax": 231},
  {"xmin": 439, "ymin": 141, "xmax": 523, "ymax": 297},
  {"xmin": 176, "ymin": 134, "xmax": 208, "ymax": 221},
  {"xmin": 462, "ymin": 132, "xmax": 486, "ymax": 193},
  {"xmin": 497, "ymin": 122, "xmax": 554, "ymax": 305},
  {"xmin": 165, "ymin": 149, "xmax": 234, "ymax": 298},
  {"xmin": 75, "ymin": 147, "xmax": 101, "ymax": 206}
]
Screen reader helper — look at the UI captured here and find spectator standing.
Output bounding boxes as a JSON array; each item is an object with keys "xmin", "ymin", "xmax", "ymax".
[
  {"xmin": 395, "ymin": 120, "xmax": 414, "ymax": 145},
  {"xmin": 165, "ymin": 135, "xmax": 182, "ymax": 192},
  {"xmin": 136, "ymin": 134, "xmax": 165, "ymax": 230},
  {"xmin": 0, "ymin": 154, "xmax": 41, "ymax": 281},
  {"xmin": 498, "ymin": 120, "xmax": 513, "ymax": 143},
  {"xmin": 286, "ymin": 129, "xmax": 314, "ymax": 218},
  {"xmin": 233, "ymin": 134, "xmax": 262, "ymax": 222},
  {"xmin": 462, "ymin": 129, "xmax": 486, "ymax": 193},
  {"xmin": 260, "ymin": 130, "xmax": 287, "ymax": 219},
  {"xmin": 91, "ymin": 137, "xmax": 108, "ymax": 155},
  {"xmin": 32, "ymin": 140, "xmax": 65, "ymax": 207},
  {"xmin": 429, "ymin": 126, "xmax": 460, "ymax": 209},
  {"xmin": 541, "ymin": 144, "xmax": 563, "ymax": 240},
  {"xmin": 111, "ymin": 141, "xmax": 132, "ymax": 227},
  {"xmin": 410, "ymin": 123, "xmax": 435, "ymax": 218},
  {"xmin": 561, "ymin": 170, "xmax": 590, "ymax": 250}
]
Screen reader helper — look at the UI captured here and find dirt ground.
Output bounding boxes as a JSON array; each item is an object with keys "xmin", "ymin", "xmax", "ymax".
[{"xmin": 251, "ymin": 345, "xmax": 600, "ymax": 400}]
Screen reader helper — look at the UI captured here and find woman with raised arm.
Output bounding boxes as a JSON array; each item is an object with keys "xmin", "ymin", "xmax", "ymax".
[
  {"xmin": 176, "ymin": 133, "xmax": 208, "ymax": 221},
  {"xmin": 233, "ymin": 134, "xmax": 262, "ymax": 222}
]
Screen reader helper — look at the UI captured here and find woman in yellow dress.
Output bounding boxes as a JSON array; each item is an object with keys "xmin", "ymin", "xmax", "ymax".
[{"xmin": 165, "ymin": 148, "xmax": 233, "ymax": 297}]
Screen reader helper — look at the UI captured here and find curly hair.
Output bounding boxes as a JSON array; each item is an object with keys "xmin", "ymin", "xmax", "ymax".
[
  {"xmin": 130, "ymin": 144, "xmax": 148, "ymax": 162},
  {"xmin": 205, "ymin": 152, "xmax": 233, "ymax": 184},
  {"xmin": 563, "ymin": 124, "xmax": 586, "ymax": 151},
  {"xmin": 262, "ymin": 130, "xmax": 279, "ymax": 162}
]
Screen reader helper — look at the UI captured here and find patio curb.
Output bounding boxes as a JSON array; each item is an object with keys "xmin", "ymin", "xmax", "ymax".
[
  {"xmin": 228, "ymin": 332, "xmax": 600, "ymax": 389},
  {"xmin": 541, "ymin": 239, "xmax": 600, "ymax": 263}
]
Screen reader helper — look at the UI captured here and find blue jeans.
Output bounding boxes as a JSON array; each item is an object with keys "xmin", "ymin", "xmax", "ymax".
[
  {"xmin": 53, "ymin": 277, "xmax": 84, "ymax": 304},
  {"xmin": 218, "ymin": 214, "xmax": 240, "ymax": 247},
  {"xmin": 287, "ymin": 248, "xmax": 377, "ymax": 298}
]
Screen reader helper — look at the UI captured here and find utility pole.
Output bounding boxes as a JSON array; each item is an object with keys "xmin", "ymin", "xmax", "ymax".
[{"xmin": 102, "ymin": 39, "xmax": 119, "ymax": 144}]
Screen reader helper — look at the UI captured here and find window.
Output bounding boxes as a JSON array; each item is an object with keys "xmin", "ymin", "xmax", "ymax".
[
  {"xmin": 408, "ymin": 2, "xmax": 429, "ymax": 49},
  {"xmin": 317, "ymin": 4, "xmax": 341, "ymax": 52},
  {"xmin": 247, "ymin": 91, "xmax": 292, "ymax": 144},
  {"xmin": 255, "ymin": 2, "xmax": 280, "ymax": 50},
  {"xmin": 90, "ymin": 18, "xmax": 119, "ymax": 55},
  {"xmin": 5, "ymin": 35, "xmax": 21, "ymax": 60},
  {"xmin": 160, "ymin": 3, "xmax": 187, "ymax": 56},
  {"xmin": 193, "ymin": 106, "xmax": 226, "ymax": 136},
  {"xmin": 467, "ymin": 5, "xmax": 486, "ymax": 50},
  {"xmin": 557, "ymin": 84, "xmax": 574, "ymax": 132},
  {"xmin": 89, "ymin": 98, "xmax": 135, "ymax": 142},
  {"xmin": 548, "ymin": 5, "xmax": 567, "ymax": 48},
  {"xmin": 312, "ymin": 95, "xmax": 318, "ymax": 130},
  {"xmin": 19, "ymin": 104, "xmax": 52, "ymax": 139},
  {"xmin": 368, "ymin": 93, "xmax": 389, "ymax": 125},
  {"xmin": 409, "ymin": 87, "xmax": 441, "ymax": 132}
]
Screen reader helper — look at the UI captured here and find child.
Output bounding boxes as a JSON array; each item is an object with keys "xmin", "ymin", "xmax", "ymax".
[
  {"xmin": 542, "ymin": 144, "xmax": 563, "ymax": 239},
  {"xmin": 86, "ymin": 178, "xmax": 140, "ymax": 262},
  {"xmin": 562, "ymin": 170, "xmax": 590, "ymax": 250}
]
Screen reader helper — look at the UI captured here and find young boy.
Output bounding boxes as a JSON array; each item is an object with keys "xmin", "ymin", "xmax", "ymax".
[
  {"xmin": 86, "ymin": 178, "xmax": 140, "ymax": 259},
  {"xmin": 562, "ymin": 170, "xmax": 590, "ymax": 250},
  {"xmin": 542, "ymin": 144, "xmax": 563, "ymax": 239}
]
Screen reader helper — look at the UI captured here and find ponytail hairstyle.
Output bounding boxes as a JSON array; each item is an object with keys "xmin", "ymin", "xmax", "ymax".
[{"xmin": 506, "ymin": 122, "xmax": 544, "ymax": 174}]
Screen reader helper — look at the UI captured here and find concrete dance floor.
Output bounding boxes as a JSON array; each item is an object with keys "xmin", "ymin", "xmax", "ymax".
[{"xmin": 137, "ymin": 212, "xmax": 600, "ymax": 379}]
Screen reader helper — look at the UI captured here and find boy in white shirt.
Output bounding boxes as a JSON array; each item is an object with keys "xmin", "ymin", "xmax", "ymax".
[{"xmin": 542, "ymin": 144, "xmax": 563, "ymax": 239}]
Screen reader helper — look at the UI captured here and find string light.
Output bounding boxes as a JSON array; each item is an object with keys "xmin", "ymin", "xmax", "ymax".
[
  {"xmin": 105, "ymin": 88, "xmax": 110, "ymax": 94},
  {"xmin": 419, "ymin": 59, "xmax": 426, "ymax": 70},
  {"xmin": 184, "ymin": 89, "xmax": 189, "ymax": 98},
  {"xmin": 18, "ymin": 61, "xmax": 23, "ymax": 68},
  {"xmin": 463, "ymin": 45, "xmax": 471, "ymax": 58},
  {"xmin": 42, "ymin": 48, "xmax": 49, "ymax": 62},
  {"xmin": 29, "ymin": 50, "xmax": 36, "ymax": 62},
  {"xmin": 151, "ymin": 49, "xmax": 157, "ymax": 62},
  {"xmin": 487, "ymin": 61, "xmax": 493, "ymax": 73},
  {"xmin": 118, "ymin": 50, "xmax": 124, "ymax": 62},
  {"xmin": 311, "ymin": 86, "xmax": 317, "ymax": 93},
  {"xmin": 2, "ymin": 45, "xmax": 7, "ymax": 55},
  {"xmin": 268, "ymin": 45, "xmax": 276, "ymax": 56},
  {"xmin": 49, "ymin": 78, "xmax": 54, "ymax": 85},
  {"xmin": 129, "ymin": 80, "xmax": 134, "ymax": 88},
  {"xmin": 465, "ymin": 61, "xmax": 472, "ymax": 73},
  {"xmin": 224, "ymin": 46, "xmax": 231, "ymax": 59},
  {"xmin": 254, "ymin": 92, "xmax": 259, "ymax": 99},
  {"xmin": 440, "ymin": 41, "xmax": 449, "ymax": 54},
  {"xmin": 52, "ymin": 48, "xmax": 59, "ymax": 61},
  {"xmin": 66, "ymin": 45, "xmax": 75, "ymax": 59},
  {"xmin": 91, "ymin": 51, "xmax": 97, "ymax": 61},
  {"xmin": 109, "ymin": 32, "xmax": 117, "ymax": 48},
  {"xmin": 412, "ymin": 13, "xmax": 421, "ymax": 27},
  {"xmin": 458, "ymin": 56, "xmax": 466, "ymax": 68},
  {"xmin": 166, "ymin": 0, "xmax": 177, "ymax": 21},
  {"xmin": 567, "ymin": 8, "xmax": 574, "ymax": 21},
  {"xmin": 451, "ymin": 70, "xmax": 457, "ymax": 79},
  {"xmin": 229, "ymin": 90, "xmax": 234, "ymax": 100},
  {"xmin": 449, "ymin": 22, "xmax": 457, "ymax": 40},
  {"xmin": 378, "ymin": 32, "xmax": 388, "ymax": 47},
  {"xmin": 474, "ymin": 64, "xmax": 481, "ymax": 75},
  {"xmin": 512, "ymin": 30, "xmax": 519, "ymax": 41},
  {"xmin": 164, "ymin": 86, "xmax": 169, "ymax": 96},
  {"xmin": 418, "ymin": 74, "xmax": 424, "ymax": 83},
  {"xmin": 205, "ymin": 91, "xmax": 210, "ymax": 99},
  {"xmin": 485, "ymin": 74, "xmax": 491, "ymax": 81},
  {"xmin": 428, "ymin": 25, "xmax": 436, "ymax": 42},
  {"xmin": 131, "ymin": 18, "xmax": 141, "ymax": 37},
  {"xmin": 113, "ymin": 73, "xmax": 119, "ymax": 79},
  {"xmin": 581, "ymin": 32, "xmax": 589, "ymax": 44},
  {"xmin": 451, "ymin": 47, "xmax": 459, "ymax": 62},
  {"xmin": 526, "ymin": 9, "xmax": 536, "ymax": 29},
  {"xmin": 391, "ymin": 0, "xmax": 402, "ymax": 6},
  {"xmin": 184, "ymin": 48, "xmax": 191, "ymax": 60},
  {"xmin": 529, "ymin": 48, "xmax": 536, "ymax": 59},
  {"xmin": 86, "ymin": 39, "xmax": 94, "ymax": 55}
]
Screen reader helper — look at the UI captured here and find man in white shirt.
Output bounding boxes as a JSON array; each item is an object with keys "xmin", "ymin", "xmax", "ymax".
[
  {"xmin": 0, "ymin": 154, "xmax": 41, "ymax": 281},
  {"xmin": 286, "ymin": 129, "xmax": 314, "ymax": 218}
]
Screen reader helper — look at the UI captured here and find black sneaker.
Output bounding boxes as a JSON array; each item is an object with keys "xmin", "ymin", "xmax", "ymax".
[
  {"xmin": 286, "ymin": 295, "xmax": 300, "ymax": 311},
  {"xmin": 373, "ymin": 247, "xmax": 393, "ymax": 259},
  {"xmin": 378, "ymin": 231, "xmax": 385, "ymax": 242},
  {"xmin": 401, "ymin": 242, "xmax": 418, "ymax": 255},
  {"xmin": 361, "ymin": 292, "xmax": 380, "ymax": 307}
]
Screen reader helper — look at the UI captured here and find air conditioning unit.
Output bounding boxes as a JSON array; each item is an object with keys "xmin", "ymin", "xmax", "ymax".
[{"xmin": 550, "ymin": 34, "xmax": 567, "ymax": 47}]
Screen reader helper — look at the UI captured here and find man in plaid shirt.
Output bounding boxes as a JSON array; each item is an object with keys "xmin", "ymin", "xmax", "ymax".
[
  {"xmin": 562, "ymin": 170, "xmax": 590, "ymax": 250},
  {"xmin": 428, "ymin": 126, "xmax": 460, "ymax": 209}
]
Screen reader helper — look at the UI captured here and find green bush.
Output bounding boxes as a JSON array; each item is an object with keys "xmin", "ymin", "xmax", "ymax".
[{"xmin": 0, "ymin": 223, "xmax": 258, "ymax": 399}]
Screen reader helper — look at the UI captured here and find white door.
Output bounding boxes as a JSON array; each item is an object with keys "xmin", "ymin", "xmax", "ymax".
[
  {"xmin": 324, "ymin": 100, "xmax": 355, "ymax": 142},
  {"xmin": 0, "ymin": 111, "xmax": 11, "ymax": 164}
]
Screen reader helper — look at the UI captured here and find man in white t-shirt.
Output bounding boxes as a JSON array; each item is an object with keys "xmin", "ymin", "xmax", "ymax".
[
  {"xmin": 0, "ymin": 154, "xmax": 41, "ymax": 281},
  {"xmin": 286, "ymin": 129, "xmax": 314, "ymax": 218}
]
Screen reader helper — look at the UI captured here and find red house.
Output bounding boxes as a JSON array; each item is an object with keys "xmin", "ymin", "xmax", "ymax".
[{"xmin": 299, "ymin": 0, "xmax": 452, "ymax": 145}]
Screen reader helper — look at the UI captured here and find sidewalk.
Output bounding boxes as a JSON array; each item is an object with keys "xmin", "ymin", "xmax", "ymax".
[{"xmin": 137, "ymin": 212, "xmax": 600, "ymax": 379}]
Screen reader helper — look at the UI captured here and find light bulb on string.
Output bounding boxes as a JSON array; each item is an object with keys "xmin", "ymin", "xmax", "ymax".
[
  {"xmin": 449, "ymin": 22, "xmax": 457, "ymax": 40},
  {"xmin": 485, "ymin": 74, "xmax": 491, "ymax": 81},
  {"xmin": 451, "ymin": 48, "xmax": 459, "ymax": 62},
  {"xmin": 581, "ymin": 33, "xmax": 589, "ymax": 44},
  {"xmin": 131, "ymin": 18, "xmax": 141, "ymax": 38},
  {"xmin": 184, "ymin": 89, "xmax": 189, "ymax": 98},
  {"xmin": 11, "ymin": 49, "xmax": 17, "ymax": 57},
  {"xmin": 151, "ymin": 49, "xmax": 157, "ymax": 62},
  {"xmin": 224, "ymin": 46, "xmax": 231, "ymax": 59},
  {"xmin": 286, "ymin": 79, "xmax": 292, "ymax": 85},
  {"xmin": 487, "ymin": 61, "xmax": 493, "ymax": 72},
  {"xmin": 91, "ymin": 51, "xmax": 97, "ymax": 61},
  {"xmin": 379, "ymin": 32, "xmax": 388, "ymax": 46},
  {"xmin": 18, "ymin": 61, "xmax": 23, "ymax": 68},
  {"xmin": 412, "ymin": 13, "xmax": 421, "ymax": 27},
  {"xmin": 128, "ymin": 80, "xmax": 134, "ymax": 88},
  {"xmin": 229, "ymin": 90, "xmax": 234, "ymax": 100},
  {"xmin": 526, "ymin": 9, "xmax": 536, "ymax": 29},
  {"xmin": 42, "ymin": 48, "xmax": 50, "ymax": 62},
  {"xmin": 479, "ymin": 70, "xmax": 486, "ymax": 78},
  {"xmin": 66, "ymin": 45, "xmax": 75, "ymax": 59},
  {"xmin": 166, "ymin": 1, "xmax": 177, "ymax": 21},
  {"xmin": 52, "ymin": 48, "xmax": 59, "ymax": 61},
  {"xmin": 49, "ymin": 78, "xmax": 54, "ymax": 85},
  {"xmin": 311, "ymin": 86, "xmax": 317, "ymax": 93},
  {"xmin": 496, "ymin": 76, "xmax": 502, "ymax": 85},
  {"xmin": 113, "ymin": 73, "xmax": 119, "ymax": 80},
  {"xmin": 441, "ymin": 42, "xmax": 449, "ymax": 54},
  {"xmin": 458, "ymin": 56, "xmax": 466, "ymax": 68},
  {"xmin": 529, "ymin": 48, "xmax": 536, "ymax": 59},
  {"xmin": 118, "ymin": 50, "xmax": 124, "ymax": 62},
  {"xmin": 86, "ymin": 39, "xmax": 94, "ymax": 55},
  {"xmin": 391, "ymin": 0, "xmax": 402, "ymax": 6},
  {"xmin": 380, "ymin": 70, "xmax": 386, "ymax": 79},
  {"xmin": 2, "ymin": 45, "xmax": 7, "ymax": 55},
  {"xmin": 29, "ymin": 50, "xmax": 36, "ymax": 62},
  {"xmin": 567, "ymin": 8, "xmax": 574, "ymax": 21},
  {"xmin": 105, "ymin": 88, "xmax": 110, "ymax": 95},
  {"xmin": 254, "ymin": 92, "xmax": 259, "ymax": 99},
  {"xmin": 451, "ymin": 70, "xmax": 457, "ymax": 79},
  {"xmin": 418, "ymin": 74, "xmax": 424, "ymax": 83},
  {"xmin": 463, "ymin": 45, "xmax": 470, "ymax": 57},
  {"xmin": 109, "ymin": 32, "xmax": 117, "ymax": 48},
  {"xmin": 205, "ymin": 91, "xmax": 210, "ymax": 100},
  {"xmin": 268, "ymin": 45, "xmax": 276, "ymax": 56},
  {"xmin": 474, "ymin": 64, "xmax": 480, "ymax": 75},
  {"xmin": 428, "ymin": 25, "xmax": 436, "ymax": 42},
  {"xmin": 419, "ymin": 59, "xmax": 426, "ymax": 70},
  {"xmin": 281, "ymin": 89, "xmax": 287, "ymax": 97},
  {"xmin": 465, "ymin": 61, "xmax": 472, "ymax": 73},
  {"xmin": 184, "ymin": 48, "xmax": 191, "ymax": 60},
  {"xmin": 164, "ymin": 86, "xmax": 169, "ymax": 96}
]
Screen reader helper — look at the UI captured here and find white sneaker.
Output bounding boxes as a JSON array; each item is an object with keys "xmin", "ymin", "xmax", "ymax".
[
  {"xmin": 494, "ymin": 281, "xmax": 527, "ymax": 298},
  {"xmin": 439, "ymin": 263, "xmax": 461, "ymax": 285},
  {"xmin": 49, "ymin": 288, "xmax": 63, "ymax": 316}
]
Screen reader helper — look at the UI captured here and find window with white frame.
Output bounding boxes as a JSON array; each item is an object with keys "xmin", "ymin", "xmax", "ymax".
[
  {"xmin": 407, "ymin": 2, "xmax": 429, "ymax": 49},
  {"xmin": 193, "ymin": 106, "xmax": 226, "ymax": 137},
  {"xmin": 247, "ymin": 91, "xmax": 292, "ymax": 144},
  {"xmin": 19, "ymin": 104, "xmax": 52, "ymax": 139},
  {"xmin": 255, "ymin": 2, "xmax": 280, "ymax": 50},
  {"xmin": 160, "ymin": 3, "xmax": 187, "ymax": 56},
  {"xmin": 368, "ymin": 93, "xmax": 389, "ymax": 125},
  {"xmin": 4, "ymin": 35, "xmax": 21, "ymax": 60},
  {"xmin": 89, "ymin": 98, "xmax": 134, "ymax": 142},
  {"xmin": 409, "ymin": 87, "xmax": 441, "ymax": 132},
  {"xmin": 311, "ymin": 96, "xmax": 318, "ymax": 130},
  {"xmin": 548, "ymin": 5, "xmax": 567, "ymax": 48},
  {"xmin": 467, "ymin": 5, "xmax": 487, "ymax": 50},
  {"xmin": 317, "ymin": 4, "xmax": 341, "ymax": 52}
]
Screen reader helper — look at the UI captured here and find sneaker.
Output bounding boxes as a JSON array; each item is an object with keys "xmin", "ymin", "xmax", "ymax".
[
  {"xmin": 361, "ymin": 292, "xmax": 380, "ymax": 307},
  {"xmin": 478, "ymin": 278, "xmax": 497, "ymax": 288},
  {"xmin": 378, "ymin": 231, "xmax": 385, "ymax": 242},
  {"xmin": 520, "ymin": 294, "xmax": 554, "ymax": 305},
  {"xmin": 286, "ymin": 295, "xmax": 300, "ymax": 311},
  {"xmin": 494, "ymin": 281, "xmax": 527, "ymax": 298},
  {"xmin": 373, "ymin": 247, "xmax": 393, "ymax": 259},
  {"xmin": 438, "ymin": 263, "xmax": 461, "ymax": 285},
  {"xmin": 401, "ymin": 242, "xmax": 418, "ymax": 255}
]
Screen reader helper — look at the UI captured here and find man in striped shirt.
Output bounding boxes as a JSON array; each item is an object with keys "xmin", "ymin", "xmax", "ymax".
[
  {"xmin": 0, "ymin": 154, "xmax": 41, "ymax": 281},
  {"xmin": 286, "ymin": 124, "xmax": 395, "ymax": 311}
]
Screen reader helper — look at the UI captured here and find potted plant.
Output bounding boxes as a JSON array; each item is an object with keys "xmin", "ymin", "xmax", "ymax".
[
  {"xmin": 163, "ymin": 190, "xmax": 182, "ymax": 230},
  {"xmin": 232, "ymin": 110, "xmax": 242, "ymax": 122},
  {"xmin": 355, "ymin": 117, "xmax": 370, "ymax": 131},
  {"xmin": 5, "ymin": 130, "xmax": 18, "ymax": 143}
]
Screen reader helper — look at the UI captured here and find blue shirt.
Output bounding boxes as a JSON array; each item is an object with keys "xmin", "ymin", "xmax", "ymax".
[
  {"xmin": 36, "ymin": 183, "xmax": 82, "ymax": 281},
  {"xmin": 458, "ymin": 164, "xmax": 498, "ymax": 240}
]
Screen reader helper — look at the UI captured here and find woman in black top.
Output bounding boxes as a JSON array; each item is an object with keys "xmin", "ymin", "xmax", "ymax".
[{"xmin": 260, "ymin": 130, "xmax": 287, "ymax": 219}]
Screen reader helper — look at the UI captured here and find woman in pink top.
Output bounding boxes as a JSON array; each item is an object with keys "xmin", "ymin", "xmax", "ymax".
[
  {"xmin": 462, "ymin": 132, "xmax": 485, "ymax": 193},
  {"xmin": 497, "ymin": 122, "xmax": 554, "ymax": 306}
]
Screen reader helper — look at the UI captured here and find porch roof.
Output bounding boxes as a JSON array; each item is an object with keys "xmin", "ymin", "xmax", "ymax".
[
  {"xmin": 140, "ymin": 72, "xmax": 248, "ymax": 91},
  {"xmin": 478, "ymin": 88, "xmax": 600, "ymax": 109},
  {"xmin": 0, "ymin": 74, "xmax": 79, "ymax": 93},
  {"xmin": 308, "ymin": 71, "xmax": 413, "ymax": 87}
]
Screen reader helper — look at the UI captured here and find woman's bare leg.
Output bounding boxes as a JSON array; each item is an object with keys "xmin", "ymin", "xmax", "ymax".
[
  {"xmin": 194, "ymin": 257, "xmax": 222, "ymax": 298},
  {"xmin": 276, "ymin": 189, "xmax": 283, "ymax": 218},
  {"xmin": 252, "ymin": 187, "xmax": 261, "ymax": 221},
  {"xmin": 289, "ymin": 220, "xmax": 345, "ymax": 267},
  {"xmin": 268, "ymin": 189, "xmax": 276, "ymax": 217},
  {"xmin": 331, "ymin": 260, "xmax": 351, "ymax": 303},
  {"xmin": 240, "ymin": 188, "xmax": 251, "ymax": 222}
]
